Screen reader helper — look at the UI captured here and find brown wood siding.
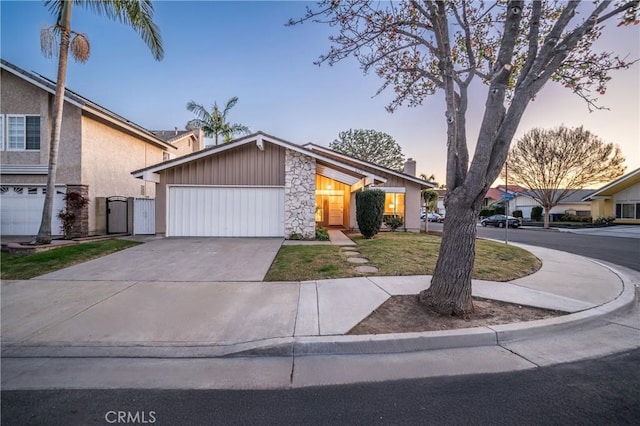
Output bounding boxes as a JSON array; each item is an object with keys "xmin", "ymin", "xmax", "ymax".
[{"xmin": 154, "ymin": 142, "xmax": 286, "ymax": 234}]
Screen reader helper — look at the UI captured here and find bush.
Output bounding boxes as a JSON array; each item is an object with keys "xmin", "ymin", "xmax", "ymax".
[
  {"xmin": 356, "ymin": 189, "xmax": 385, "ymax": 238},
  {"xmin": 494, "ymin": 205, "xmax": 505, "ymax": 215},
  {"xmin": 560, "ymin": 214, "xmax": 592, "ymax": 223},
  {"xmin": 57, "ymin": 191, "xmax": 90, "ymax": 239},
  {"xmin": 384, "ymin": 216, "xmax": 404, "ymax": 231},
  {"xmin": 531, "ymin": 206, "xmax": 543, "ymax": 221},
  {"xmin": 593, "ymin": 216, "xmax": 615, "ymax": 225},
  {"xmin": 289, "ymin": 232, "xmax": 304, "ymax": 240},
  {"xmin": 479, "ymin": 208, "xmax": 494, "ymax": 218},
  {"xmin": 315, "ymin": 227, "xmax": 329, "ymax": 240},
  {"xmin": 512, "ymin": 210, "xmax": 523, "ymax": 218}
]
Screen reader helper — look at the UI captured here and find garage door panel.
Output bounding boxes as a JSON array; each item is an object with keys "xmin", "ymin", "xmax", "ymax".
[
  {"xmin": 0, "ymin": 186, "xmax": 65, "ymax": 236},
  {"xmin": 168, "ymin": 186, "xmax": 284, "ymax": 237}
]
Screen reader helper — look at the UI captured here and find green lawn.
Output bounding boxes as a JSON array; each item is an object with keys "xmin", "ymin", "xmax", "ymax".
[
  {"xmin": 1, "ymin": 239, "xmax": 140, "ymax": 280},
  {"xmin": 264, "ymin": 232, "xmax": 541, "ymax": 282}
]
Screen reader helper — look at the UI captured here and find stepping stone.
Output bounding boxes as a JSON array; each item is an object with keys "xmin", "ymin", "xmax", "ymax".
[
  {"xmin": 343, "ymin": 251, "xmax": 361, "ymax": 257},
  {"xmin": 354, "ymin": 265, "xmax": 379, "ymax": 274},
  {"xmin": 340, "ymin": 247, "xmax": 358, "ymax": 252},
  {"xmin": 347, "ymin": 257, "xmax": 369, "ymax": 264}
]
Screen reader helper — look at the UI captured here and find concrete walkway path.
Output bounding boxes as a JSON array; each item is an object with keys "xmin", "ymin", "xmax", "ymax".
[{"xmin": 1, "ymin": 241, "xmax": 638, "ymax": 390}]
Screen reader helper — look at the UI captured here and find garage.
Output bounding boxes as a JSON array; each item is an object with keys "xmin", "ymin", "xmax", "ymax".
[
  {"xmin": 0, "ymin": 185, "xmax": 65, "ymax": 235},
  {"xmin": 167, "ymin": 186, "xmax": 285, "ymax": 237}
]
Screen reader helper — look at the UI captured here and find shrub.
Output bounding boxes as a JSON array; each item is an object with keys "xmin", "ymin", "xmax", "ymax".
[
  {"xmin": 57, "ymin": 191, "xmax": 89, "ymax": 239},
  {"xmin": 289, "ymin": 232, "xmax": 304, "ymax": 240},
  {"xmin": 593, "ymin": 216, "xmax": 615, "ymax": 225},
  {"xmin": 479, "ymin": 208, "xmax": 494, "ymax": 218},
  {"xmin": 512, "ymin": 210, "xmax": 523, "ymax": 218},
  {"xmin": 315, "ymin": 227, "xmax": 329, "ymax": 240},
  {"xmin": 560, "ymin": 214, "xmax": 592, "ymax": 223},
  {"xmin": 494, "ymin": 205, "xmax": 505, "ymax": 215},
  {"xmin": 531, "ymin": 206, "xmax": 543, "ymax": 221},
  {"xmin": 384, "ymin": 216, "xmax": 404, "ymax": 231},
  {"xmin": 356, "ymin": 189, "xmax": 385, "ymax": 238}
]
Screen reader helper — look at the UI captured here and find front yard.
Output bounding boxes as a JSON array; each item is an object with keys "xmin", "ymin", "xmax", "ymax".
[{"xmin": 265, "ymin": 232, "xmax": 541, "ymax": 282}]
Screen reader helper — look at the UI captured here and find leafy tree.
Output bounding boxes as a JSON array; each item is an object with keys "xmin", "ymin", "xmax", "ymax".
[
  {"xmin": 290, "ymin": 1, "xmax": 638, "ymax": 315},
  {"xmin": 36, "ymin": 0, "xmax": 163, "ymax": 244},
  {"xmin": 186, "ymin": 97, "xmax": 250, "ymax": 146},
  {"xmin": 422, "ymin": 188, "xmax": 439, "ymax": 212},
  {"xmin": 330, "ymin": 129, "xmax": 405, "ymax": 171},
  {"xmin": 504, "ymin": 125, "xmax": 625, "ymax": 228}
]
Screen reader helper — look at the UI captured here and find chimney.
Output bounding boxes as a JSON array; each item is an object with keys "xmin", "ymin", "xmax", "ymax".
[{"xmin": 403, "ymin": 158, "xmax": 416, "ymax": 176}]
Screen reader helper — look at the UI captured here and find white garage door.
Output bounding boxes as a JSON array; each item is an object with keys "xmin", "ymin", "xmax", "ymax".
[
  {"xmin": 0, "ymin": 185, "xmax": 66, "ymax": 235},
  {"xmin": 167, "ymin": 186, "xmax": 285, "ymax": 237}
]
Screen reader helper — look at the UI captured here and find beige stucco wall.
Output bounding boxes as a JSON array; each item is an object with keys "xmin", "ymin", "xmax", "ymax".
[
  {"xmin": 0, "ymin": 69, "xmax": 82, "ymax": 184},
  {"xmin": 81, "ymin": 115, "xmax": 165, "ymax": 234}
]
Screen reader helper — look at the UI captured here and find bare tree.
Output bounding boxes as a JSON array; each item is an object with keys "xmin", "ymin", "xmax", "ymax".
[
  {"xmin": 330, "ymin": 129, "xmax": 405, "ymax": 170},
  {"xmin": 504, "ymin": 125, "xmax": 625, "ymax": 228},
  {"xmin": 290, "ymin": 1, "xmax": 638, "ymax": 315}
]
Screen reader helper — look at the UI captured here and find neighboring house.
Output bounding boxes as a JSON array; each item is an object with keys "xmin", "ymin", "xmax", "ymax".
[
  {"xmin": 0, "ymin": 58, "xmax": 191, "ymax": 236},
  {"xmin": 507, "ymin": 189, "xmax": 595, "ymax": 220},
  {"xmin": 583, "ymin": 168, "xmax": 640, "ymax": 224},
  {"xmin": 435, "ymin": 189, "xmax": 447, "ymax": 215},
  {"xmin": 150, "ymin": 128, "xmax": 204, "ymax": 159},
  {"xmin": 483, "ymin": 185, "xmax": 527, "ymax": 208},
  {"xmin": 131, "ymin": 132, "xmax": 435, "ymax": 237}
]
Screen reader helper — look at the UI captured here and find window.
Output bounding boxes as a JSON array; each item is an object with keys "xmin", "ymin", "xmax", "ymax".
[
  {"xmin": 7, "ymin": 115, "xmax": 40, "ymax": 151},
  {"xmin": 384, "ymin": 193, "xmax": 405, "ymax": 218},
  {"xmin": 616, "ymin": 203, "xmax": 640, "ymax": 219}
]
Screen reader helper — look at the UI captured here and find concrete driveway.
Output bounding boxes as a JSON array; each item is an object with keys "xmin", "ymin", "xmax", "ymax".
[{"xmin": 34, "ymin": 237, "xmax": 284, "ymax": 282}]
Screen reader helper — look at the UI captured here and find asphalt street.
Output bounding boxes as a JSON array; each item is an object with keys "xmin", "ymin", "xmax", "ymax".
[
  {"xmin": 450, "ymin": 223, "xmax": 639, "ymax": 271},
  {"xmin": 2, "ymin": 349, "xmax": 638, "ymax": 425}
]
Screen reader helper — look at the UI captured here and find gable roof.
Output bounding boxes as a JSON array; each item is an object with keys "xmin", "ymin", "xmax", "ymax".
[
  {"xmin": 302, "ymin": 143, "xmax": 436, "ymax": 188},
  {"xmin": 151, "ymin": 129, "xmax": 197, "ymax": 144},
  {"xmin": 131, "ymin": 131, "xmax": 389, "ymax": 184},
  {"xmin": 0, "ymin": 58, "xmax": 176, "ymax": 151},
  {"xmin": 582, "ymin": 168, "xmax": 640, "ymax": 201},
  {"xmin": 516, "ymin": 189, "xmax": 595, "ymax": 203}
]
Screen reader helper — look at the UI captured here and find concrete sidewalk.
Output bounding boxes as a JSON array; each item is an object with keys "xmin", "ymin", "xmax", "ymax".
[{"xmin": 2, "ymin": 243, "xmax": 639, "ymax": 389}]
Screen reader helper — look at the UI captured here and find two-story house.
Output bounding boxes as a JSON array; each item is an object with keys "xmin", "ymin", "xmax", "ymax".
[{"xmin": 0, "ymin": 58, "xmax": 202, "ymax": 236}]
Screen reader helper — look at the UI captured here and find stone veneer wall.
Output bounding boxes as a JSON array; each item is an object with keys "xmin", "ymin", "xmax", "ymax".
[{"xmin": 284, "ymin": 149, "xmax": 316, "ymax": 239}]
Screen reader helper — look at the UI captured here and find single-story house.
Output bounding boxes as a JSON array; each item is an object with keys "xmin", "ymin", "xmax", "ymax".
[
  {"xmin": 0, "ymin": 58, "xmax": 203, "ymax": 236},
  {"xmin": 583, "ymin": 168, "xmax": 640, "ymax": 224},
  {"xmin": 506, "ymin": 189, "xmax": 594, "ymax": 220},
  {"xmin": 483, "ymin": 185, "xmax": 527, "ymax": 208},
  {"xmin": 132, "ymin": 132, "xmax": 435, "ymax": 238}
]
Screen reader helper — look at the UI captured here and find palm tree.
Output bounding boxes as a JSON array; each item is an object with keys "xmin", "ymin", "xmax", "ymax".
[
  {"xmin": 419, "ymin": 173, "xmax": 436, "ymax": 182},
  {"xmin": 35, "ymin": 0, "xmax": 163, "ymax": 244},
  {"xmin": 186, "ymin": 97, "xmax": 250, "ymax": 146}
]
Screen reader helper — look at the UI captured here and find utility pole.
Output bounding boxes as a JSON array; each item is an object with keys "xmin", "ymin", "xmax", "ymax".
[{"xmin": 505, "ymin": 160, "xmax": 509, "ymax": 245}]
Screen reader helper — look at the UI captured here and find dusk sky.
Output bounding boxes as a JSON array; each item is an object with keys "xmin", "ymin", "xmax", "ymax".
[{"xmin": 2, "ymin": 1, "xmax": 638, "ymax": 184}]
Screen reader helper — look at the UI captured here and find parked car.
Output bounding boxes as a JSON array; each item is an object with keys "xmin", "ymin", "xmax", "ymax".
[
  {"xmin": 480, "ymin": 214, "xmax": 521, "ymax": 228},
  {"xmin": 420, "ymin": 212, "xmax": 443, "ymax": 222}
]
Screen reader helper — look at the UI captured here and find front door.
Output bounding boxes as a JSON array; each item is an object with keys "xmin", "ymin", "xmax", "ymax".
[{"xmin": 328, "ymin": 195, "xmax": 343, "ymax": 226}]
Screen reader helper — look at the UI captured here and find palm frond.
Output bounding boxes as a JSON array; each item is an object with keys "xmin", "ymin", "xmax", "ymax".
[
  {"xmin": 222, "ymin": 96, "xmax": 239, "ymax": 117},
  {"xmin": 186, "ymin": 101, "xmax": 212, "ymax": 122}
]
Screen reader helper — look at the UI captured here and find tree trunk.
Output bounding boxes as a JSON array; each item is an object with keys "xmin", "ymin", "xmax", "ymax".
[
  {"xmin": 35, "ymin": 3, "xmax": 72, "ymax": 245},
  {"xmin": 543, "ymin": 208, "xmax": 551, "ymax": 229},
  {"xmin": 419, "ymin": 195, "xmax": 481, "ymax": 315}
]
